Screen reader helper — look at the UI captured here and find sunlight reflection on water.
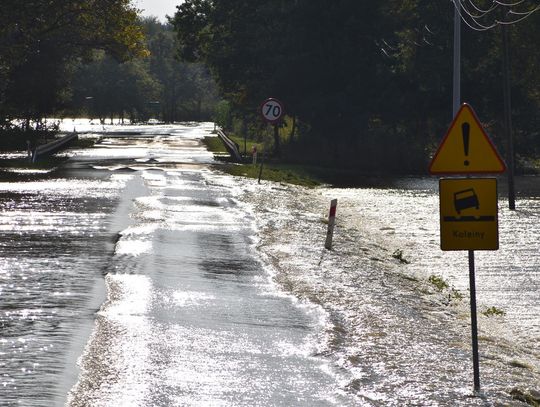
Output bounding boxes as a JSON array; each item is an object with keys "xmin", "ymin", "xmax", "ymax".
[
  {"xmin": 238, "ymin": 176, "xmax": 540, "ymax": 406},
  {"xmin": 4, "ymin": 121, "xmax": 538, "ymax": 406},
  {"xmin": 66, "ymin": 124, "xmax": 351, "ymax": 406}
]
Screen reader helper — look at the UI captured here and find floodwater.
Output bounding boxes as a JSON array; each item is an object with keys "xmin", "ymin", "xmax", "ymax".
[
  {"xmin": 241, "ymin": 177, "xmax": 540, "ymax": 406},
  {"xmin": 0, "ymin": 121, "xmax": 538, "ymax": 406},
  {"xmin": 0, "ymin": 122, "xmax": 350, "ymax": 406}
]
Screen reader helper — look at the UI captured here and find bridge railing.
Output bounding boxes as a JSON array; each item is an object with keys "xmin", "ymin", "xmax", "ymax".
[
  {"xmin": 216, "ymin": 128, "xmax": 242, "ymax": 162},
  {"xmin": 32, "ymin": 131, "xmax": 78, "ymax": 163}
]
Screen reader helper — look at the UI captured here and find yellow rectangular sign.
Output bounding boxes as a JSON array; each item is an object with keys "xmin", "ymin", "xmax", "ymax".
[{"xmin": 439, "ymin": 178, "xmax": 499, "ymax": 251}]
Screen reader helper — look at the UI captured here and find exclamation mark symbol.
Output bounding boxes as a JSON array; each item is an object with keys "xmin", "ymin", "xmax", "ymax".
[{"xmin": 462, "ymin": 122, "xmax": 470, "ymax": 166}]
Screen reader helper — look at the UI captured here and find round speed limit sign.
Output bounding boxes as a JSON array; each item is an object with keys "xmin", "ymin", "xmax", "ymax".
[{"xmin": 260, "ymin": 98, "xmax": 284, "ymax": 123}]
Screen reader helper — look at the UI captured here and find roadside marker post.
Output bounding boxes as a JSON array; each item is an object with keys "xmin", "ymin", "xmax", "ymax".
[
  {"xmin": 252, "ymin": 145, "xmax": 257, "ymax": 165},
  {"xmin": 429, "ymin": 103, "xmax": 506, "ymax": 394},
  {"xmin": 325, "ymin": 199, "xmax": 338, "ymax": 250}
]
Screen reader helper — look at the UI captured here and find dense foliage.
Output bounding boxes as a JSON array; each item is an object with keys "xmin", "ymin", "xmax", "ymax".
[
  {"xmin": 0, "ymin": 2, "xmax": 218, "ymax": 136},
  {"xmin": 172, "ymin": 0, "xmax": 540, "ymax": 173},
  {"xmin": 0, "ymin": 0, "xmax": 147, "ymax": 128},
  {"xmin": 69, "ymin": 19, "xmax": 218, "ymax": 123},
  {"xmin": 1, "ymin": 1, "xmax": 538, "ymax": 173}
]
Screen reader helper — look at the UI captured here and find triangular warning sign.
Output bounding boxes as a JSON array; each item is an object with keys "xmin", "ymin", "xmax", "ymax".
[{"xmin": 429, "ymin": 103, "xmax": 506, "ymax": 174}]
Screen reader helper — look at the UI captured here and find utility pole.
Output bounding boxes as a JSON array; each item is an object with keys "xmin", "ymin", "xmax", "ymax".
[
  {"xmin": 502, "ymin": 24, "xmax": 516, "ymax": 210},
  {"xmin": 453, "ymin": 4, "xmax": 461, "ymax": 117}
]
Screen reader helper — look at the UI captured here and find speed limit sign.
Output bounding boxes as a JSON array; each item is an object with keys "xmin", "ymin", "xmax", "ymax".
[{"xmin": 260, "ymin": 98, "xmax": 284, "ymax": 123}]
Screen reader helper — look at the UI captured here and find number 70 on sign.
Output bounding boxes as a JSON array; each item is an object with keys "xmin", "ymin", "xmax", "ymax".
[{"xmin": 260, "ymin": 98, "xmax": 284, "ymax": 123}]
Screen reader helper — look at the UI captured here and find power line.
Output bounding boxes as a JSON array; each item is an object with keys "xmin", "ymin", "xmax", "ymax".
[
  {"xmin": 452, "ymin": 0, "xmax": 540, "ymax": 31},
  {"xmin": 507, "ymin": 4, "xmax": 540, "ymax": 14},
  {"xmin": 493, "ymin": 0, "xmax": 526, "ymax": 7},
  {"xmin": 454, "ymin": 1, "xmax": 498, "ymax": 31},
  {"xmin": 466, "ymin": 0, "xmax": 499, "ymax": 14},
  {"xmin": 497, "ymin": 7, "xmax": 540, "ymax": 23}
]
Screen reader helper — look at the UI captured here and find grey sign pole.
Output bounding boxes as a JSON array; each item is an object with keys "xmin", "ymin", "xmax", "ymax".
[
  {"xmin": 469, "ymin": 250, "xmax": 481, "ymax": 392},
  {"xmin": 453, "ymin": 4, "xmax": 461, "ymax": 117}
]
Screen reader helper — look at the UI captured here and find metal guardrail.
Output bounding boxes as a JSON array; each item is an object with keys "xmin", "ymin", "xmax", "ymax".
[
  {"xmin": 216, "ymin": 129, "xmax": 242, "ymax": 162},
  {"xmin": 32, "ymin": 131, "xmax": 78, "ymax": 163}
]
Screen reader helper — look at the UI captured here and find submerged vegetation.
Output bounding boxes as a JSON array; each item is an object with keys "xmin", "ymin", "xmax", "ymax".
[
  {"xmin": 483, "ymin": 306, "xmax": 506, "ymax": 317},
  {"xmin": 392, "ymin": 249, "xmax": 410, "ymax": 264},
  {"xmin": 202, "ymin": 135, "xmax": 320, "ymax": 187},
  {"xmin": 428, "ymin": 275, "xmax": 450, "ymax": 292},
  {"xmin": 425, "ymin": 274, "xmax": 464, "ymax": 304},
  {"xmin": 225, "ymin": 163, "xmax": 320, "ymax": 187}
]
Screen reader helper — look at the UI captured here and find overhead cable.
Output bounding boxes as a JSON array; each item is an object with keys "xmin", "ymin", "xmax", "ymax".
[{"xmin": 452, "ymin": 0, "xmax": 540, "ymax": 30}]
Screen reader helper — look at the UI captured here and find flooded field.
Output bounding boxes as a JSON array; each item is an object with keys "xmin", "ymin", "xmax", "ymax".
[{"xmin": 239, "ymin": 176, "xmax": 540, "ymax": 406}]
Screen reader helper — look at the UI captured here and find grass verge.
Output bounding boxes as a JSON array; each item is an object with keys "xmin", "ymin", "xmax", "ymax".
[
  {"xmin": 224, "ymin": 162, "xmax": 320, "ymax": 187},
  {"xmin": 202, "ymin": 136, "xmax": 228, "ymax": 154},
  {"xmin": 203, "ymin": 135, "xmax": 321, "ymax": 187}
]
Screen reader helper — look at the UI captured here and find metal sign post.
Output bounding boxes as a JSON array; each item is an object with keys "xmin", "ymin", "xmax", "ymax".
[
  {"xmin": 430, "ymin": 103, "xmax": 506, "ymax": 395},
  {"xmin": 451, "ymin": 13, "xmax": 485, "ymax": 391},
  {"xmin": 258, "ymin": 150, "xmax": 265, "ymax": 184},
  {"xmin": 439, "ymin": 177, "xmax": 499, "ymax": 393},
  {"xmin": 468, "ymin": 250, "xmax": 481, "ymax": 392}
]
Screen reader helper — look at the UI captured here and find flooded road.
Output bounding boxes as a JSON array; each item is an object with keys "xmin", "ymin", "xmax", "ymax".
[
  {"xmin": 0, "ymin": 121, "xmax": 538, "ymax": 406},
  {"xmin": 0, "ymin": 122, "xmax": 351, "ymax": 406}
]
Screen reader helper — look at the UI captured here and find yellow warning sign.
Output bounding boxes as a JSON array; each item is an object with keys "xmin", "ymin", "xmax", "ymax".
[
  {"xmin": 439, "ymin": 178, "xmax": 499, "ymax": 251},
  {"xmin": 429, "ymin": 104, "xmax": 506, "ymax": 174}
]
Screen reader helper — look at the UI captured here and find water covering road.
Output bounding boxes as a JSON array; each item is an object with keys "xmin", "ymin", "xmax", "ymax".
[
  {"xmin": 0, "ymin": 122, "xmax": 351, "ymax": 406},
  {"xmin": 0, "ymin": 121, "xmax": 538, "ymax": 406}
]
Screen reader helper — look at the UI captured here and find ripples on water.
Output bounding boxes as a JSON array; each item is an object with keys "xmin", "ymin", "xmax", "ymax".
[
  {"xmin": 0, "ymin": 174, "xmax": 128, "ymax": 406},
  {"xmin": 68, "ymin": 164, "xmax": 349, "ymax": 405},
  {"xmin": 241, "ymin": 177, "xmax": 540, "ymax": 406},
  {"xmin": 1, "ymin": 122, "xmax": 355, "ymax": 406}
]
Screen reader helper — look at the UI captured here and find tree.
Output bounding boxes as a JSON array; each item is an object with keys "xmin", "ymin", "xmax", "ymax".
[
  {"xmin": 144, "ymin": 18, "xmax": 218, "ymax": 122},
  {"xmin": 72, "ymin": 53, "xmax": 161, "ymax": 123},
  {"xmin": 172, "ymin": 0, "xmax": 540, "ymax": 172},
  {"xmin": 0, "ymin": 0, "xmax": 147, "ymax": 128},
  {"xmin": 172, "ymin": 0, "xmax": 391, "ymax": 160}
]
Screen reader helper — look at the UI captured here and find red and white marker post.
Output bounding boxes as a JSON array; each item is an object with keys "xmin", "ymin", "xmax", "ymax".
[
  {"xmin": 325, "ymin": 199, "xmax": 338, "ymax": 250},
  {"xmin": 252, "ymin": 145, "xmax": 257, "ymax": 165}
]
